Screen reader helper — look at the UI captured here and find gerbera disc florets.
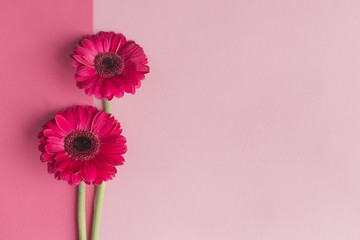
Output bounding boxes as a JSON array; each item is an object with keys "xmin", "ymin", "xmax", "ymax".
[
  {"xmin": 65, "ymin": 130, "xmax": 100, "ymax": 160},
  {"xmin": 94, "ymin": 52, "xmax": 124, "ymax": 78}
]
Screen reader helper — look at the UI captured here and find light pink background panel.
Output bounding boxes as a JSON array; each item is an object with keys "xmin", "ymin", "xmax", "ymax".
[
  {"xmin": 0, "ymin": 1, "xmax": 92, "ymax": 239},
  {"xmin": 95, "ymin": 0, "xmax": 360, "ymax": 239}
]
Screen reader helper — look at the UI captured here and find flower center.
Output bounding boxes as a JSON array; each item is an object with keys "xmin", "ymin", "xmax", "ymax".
[
  {"xmin": 72, "ymin": 136, "xmax": 92, "ymax": 152},
  {"xmin": 65, "ymin": 130, "xmax": 99, "ymax": 160},
  {"xmin": 94, "ymin": 52, "xmax": 124, "ymax": 78}
]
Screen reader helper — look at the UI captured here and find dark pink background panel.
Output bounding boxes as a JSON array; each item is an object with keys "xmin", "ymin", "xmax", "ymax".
[{"xmin": 0, "ymin": 1, "xmax": 92, "ymax": 239}]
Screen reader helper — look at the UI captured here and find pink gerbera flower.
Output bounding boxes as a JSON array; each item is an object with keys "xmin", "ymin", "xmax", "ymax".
[
  {"xmin": 71, "ymin": 31, "xmax": 149, "ymax": 100},
  {"xmin": 38, "ymin": 106, "xmax": 127, "ymax": 185}
]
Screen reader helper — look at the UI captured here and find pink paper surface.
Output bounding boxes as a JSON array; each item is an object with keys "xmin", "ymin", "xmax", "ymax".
[
  {"xmin": 2, "ymin": 1, "xmax": 360, "ymax": 239},
  {"xmin": 0, "ymin": 1, "xmax": 92, "ymax": 239},
  {"xmin": 94, "ymin": 0, "xmax": 360, "ymax": 239}
]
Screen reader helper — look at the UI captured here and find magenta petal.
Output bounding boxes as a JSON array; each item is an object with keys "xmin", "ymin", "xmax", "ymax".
[
  {"xmin": 73, "ymin": 54, "xmax": 92, "ymax": 66},
  {"xmin": 117, "ymin": 41, "xmax": 137, "ymax": 57},
  {"xmin": 41, "ymin": 152, "xmax": 54, "ymax": 162},
  {"xmin": 125, "ymin": 61, "xmax": 149, "ymax": 73},
  {"xmin": 81, "ymin": 39, "xmax": 97, "ymax": 55},
  {"xmin": 94, "ymin": 76, "xmax": 103, "ymax": 88},
  {"xmin": 68, "ymin": 161, "xmax": 82, "ymax": 174},
  {"xmin": 85, "ymin": 87, "xmax": 94, "ymax": 96},
  {"xmin": 77, "ymin": 66, "xmax": 96, "ymax": 76},
  {"xmin": 47, "ymin": 121, "xmax": 66, "ymax": 137},
  {"xmin": 85, "ymin": 106, "xmax": 96, "ymax": 127},
  {"xmin": 122, "ymin": 84, "xmax": 136, "ymax": 94},
  {"xmin": 104, "ymin": 37, "xmax": 111, "ymax": 52},
  {"xmin": 47, "ymin": 136, "xmax": 64, "ymax": 146},
  {"xmin": 75, "ymin": 106, "xmax": 88, "ymax": 130},
  {"xmin": 98, "ymin": 31, "xmax": 108, "ymax": 39},
  {"xmin": 96, "ymin": 167, "xmax": 113, "ymax": 182},
  {"xmin": 98, "ymin": 122, "xmax": 116, "ymax": 138},
  {"xmin": 101, "ymin": 145, "xmax": 127, "ymax": 155},
  {"xmin": 75, "ymin": 46, "xmax": 95, "ymax": 58},
  {"xmin": 91, "ymin": 111, "xmax": 107, "ymax": 133},
  {"xmin": 101, "ymin": 78, "xmax": 114, "ymax": 99},
  {"xmin": 62, "ymin": 111, "xmax": 77, "ymax": 129},
  {"xmin": 112, "ymin": 86, "xmax": 125, "ymax": 98},
  {"xmin": 55, "ymin": 115, "xmax": 72, "ymax": 134},
  {"xmin": 93, "ymin": 35, "xmax": 104, "ymax": 52},
  {"xmin": 45, "ymin": 144, "xmax": 65, "ymax": 154},
  {"xmin": 79, "ymin": 170, "xmax": 90, "ymax": 184},
  {"xmin": 93, "ymin": 87, "xmax": 103, "ymax": 99},
  {"xmin": 83, "ymin": 160, "xmax": 97, "ymax": 182},
  {"xmin": 39, "ymin": 136, "xmax": 47, "ymax": 144},
  {"xmin": 101, "ymin": 135, "xmax": 126, "ymax": 144},
  {"xmin": 60, "ymin": 170, "xmax": 71, "ymax": 181},
  {"xmin": 78, "ymin": 77, "xmax": 97, "ymax": 89},
  {"xmin": 48, "ymin": 162, "xmax": 56, "ymax": 173},
  {"xmin": 110, "ymin": 34, "xmax": 121, "ymax": 53},
  {"xmin": 120, "ymin": 70, "xmax": 144, "ymax": 86},
  {"xmin": 71, "ymin": 174, "xmax": 83, "ymax": 186},
  {"xmin": 93, "ymin": 156, "xmax": 117, "ymax": 173},
  {"xmin": 54, "ymin": 172, "xmax": 61, "ymax": 180},
  {"xmin": 72, "ymin": 61, "xmax": 82, "ymax": 68},
  {"xmin": 55, "ymin": 157, "xmax": 72, "ymax": 171},
  {"xmin": 101, "ymin": 154, "xmax": 125, "ymax": 166}
]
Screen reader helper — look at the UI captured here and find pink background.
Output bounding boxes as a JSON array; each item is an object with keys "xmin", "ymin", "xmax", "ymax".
[
  {"xmin": 2, "ymin": 0, "xmax": 360, "ymax": 239},
  {"xmin": 95, "ymin": 0, "xmax": 360, "ymax": 239},
  {"xmin": 0, "ymin": 0, "xmax": 93, "ymax": 239}
]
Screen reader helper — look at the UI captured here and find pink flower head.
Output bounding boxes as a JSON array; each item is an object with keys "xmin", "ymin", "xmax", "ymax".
[
  {"xmin": 71, "ymin": 31, "xmax": 149, "ymax": 100},
  {"xmin": 38, "ymin": 106, "xmax": 127, "ymax": 185}
]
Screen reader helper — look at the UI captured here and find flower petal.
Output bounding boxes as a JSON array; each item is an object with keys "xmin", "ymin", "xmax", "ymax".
[
  {"xmin": 109, "ymin": 34, "xmax": 121, "ymax": 53},
  {"xmin": 125, "ymin": 61, "xmax": 149, "ymax": 73},
  {"xmin": 83, "ymin": 160, "xmax": 97, "ymax": 182},
  {"xmin": 71, "ymin": 174, "xmax": 83, "ymax": 185},
  {"xmin": 55, "ymin": 156, "xmax": 72, "ymax": 171},
  {"xmin": 93, "ymin": 35, "xmax": 104, "ymax": 53},
  {"xmin": 72, "ymin": 54, "xmax": 93, "ymax": 66},
  {"xmin": 98, "ymin": 153, "xmax": 125, "ymax": 166},
  {"xmin": 60, "ymin": 170, "xmax": 71, "ymax": 181},
  {"xmin": 47, "ymin": 136, "xmax": 64, "ymax": 146},
  {"xmin": 45, "ymin": 144, "xmax": 65, "ymax": 154},
  {"xmin": 47, "ymin": 121, "xmax": 66, "ymax": 137},
  {"xmin": 91, "ymin": 111, "xmax": 107, "ymax": 134},
  {"xmin": 41, "ymin": 152, "xmax": 54, "ymax": 162},
  {"xmin": 81, "ymin": 39, "xmax": 98, "ymax": 55},
  {"xmin": 68, "ymin": 160, "xmax": 82, "ymax": 174},
  {"xmin": 101, "ymin": 78, "xmax": 115, "ymax": 99},
  {"xmin": 77, "ymin": 66, "xmax": 96, "ymax": 77},
  {"xmin": 55, "ymin": 115, "xmax": 73, "ymax": 134},
  {"xmin": 93, "ymin": 155, "xmax": 117, "ymax": 173},
  {"xmin": 117, "ymin": 41, "xmax": 137, "ymax": 57}
]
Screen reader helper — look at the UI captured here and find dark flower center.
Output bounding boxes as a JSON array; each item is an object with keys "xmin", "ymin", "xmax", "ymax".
[
  {"xmin": 102, "ymin": 57, "xmax": 117, "ymax": 70},
  {"xmin": 72, "ymin": 136, "xmax": 92, "ymax": 152},
  {"xmin": 94, "ymin": 52, "xmax": 124, "ymax": 78},
  {"xmin": 65, "ymin": 130, "xmax": 99, "ymax": 160}
]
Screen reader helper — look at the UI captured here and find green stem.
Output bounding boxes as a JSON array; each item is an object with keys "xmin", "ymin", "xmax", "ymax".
[
  {"xmin": 104, "ymin": 99, "xmax": 111, "ymax": 113},
  {"xmin": 78, "ymin": 182, "xmax": 86, "ymax": 240},
  {"xmin": 91, "ymin": 99, "xmax": 111, "ymax": 240},
  {"xmin": 91, "ymin": 182, "xmax": 106, "ymax": 240}
]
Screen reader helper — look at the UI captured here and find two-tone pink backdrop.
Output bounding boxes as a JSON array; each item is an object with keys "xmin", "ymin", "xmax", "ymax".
[{"xmin": 1, "ymin": 0, "xmax": 360, "ymax": 239}]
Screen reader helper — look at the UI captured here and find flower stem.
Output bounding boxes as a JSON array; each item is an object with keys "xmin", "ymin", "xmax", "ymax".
[
  {"xmin": 92, "ymin": 182, "xmax": 106, "ymax": 240},
  {"xmin": 78, "ymin": 182, "xmax": 86, "ymax": 240},
  {"xmin": 104, "ymin": 99, "xmax": 111, "ymax": 113},
  {"xmin": 91, "ymin": 99, "xmax": 111, "ymax": 240}
]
